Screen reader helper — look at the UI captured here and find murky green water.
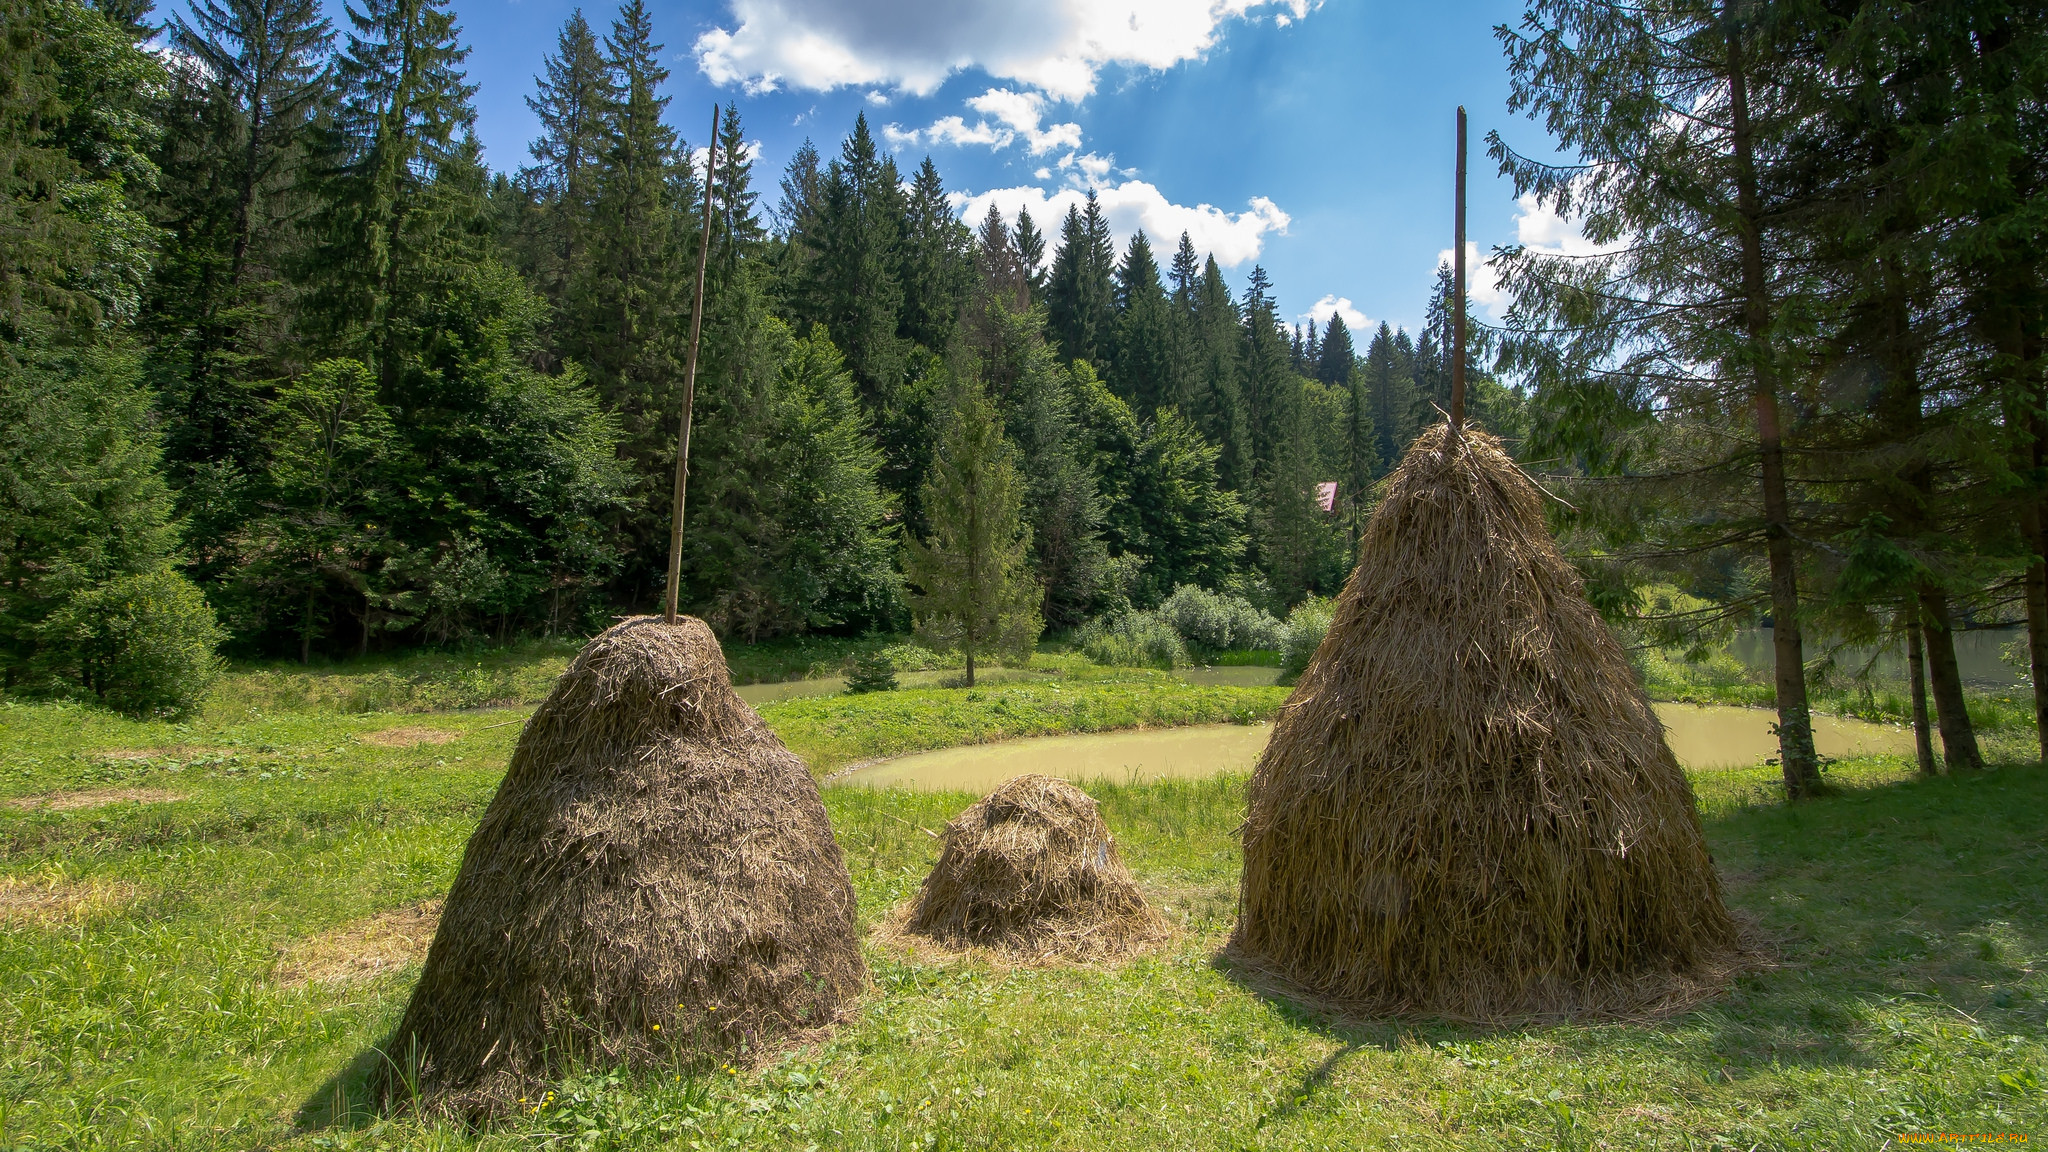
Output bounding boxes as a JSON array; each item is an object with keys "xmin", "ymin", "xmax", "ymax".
[{"xmin": 832, "ymin": 703, "xmax": 1914, "ymax": 792}]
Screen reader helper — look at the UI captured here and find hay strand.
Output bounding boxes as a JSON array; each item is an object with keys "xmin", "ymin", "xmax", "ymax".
[
  {"xmin": 375, "ymin": 615, "xmax": 864, "ymax": 1115},
  {"xmin": 1230, "ymin": 425, "xmax": 1743, "ymax": 1021},
  {"xmin": 899, "ymin": 775, "xmax": 1168, "ymax": 963}
]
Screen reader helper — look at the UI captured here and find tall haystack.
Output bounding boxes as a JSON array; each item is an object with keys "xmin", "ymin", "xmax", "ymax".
[
  {"xmin": 1232, "ymin": 425, "xmax": 1741, "ymax": 1020},
  {"xmin": 376, "ymin": 616, "xmax": 864, "ymax": 1114},
  {"xmin": 901, "ymin": 775, "xmax": 1168, "ymax": 961}
]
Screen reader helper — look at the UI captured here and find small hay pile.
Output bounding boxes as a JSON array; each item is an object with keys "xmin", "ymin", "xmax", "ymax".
[
  {"xmin": 375, "ymin": 616, "xmax": 864, "ymax": 1114},
  {"xmin": 1231, "ymin": 425, "xmax": 1742, "ymax": 1021},
  {"xmin": 900, "ymin": 774, "xmax": 1167, "ymax": 962}
]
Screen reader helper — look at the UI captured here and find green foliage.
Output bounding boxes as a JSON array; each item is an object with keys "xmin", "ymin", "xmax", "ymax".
[
  {"xmin": 842, "ymin": 649, "xmax": 896, "ymax": 695},
  {"xmin": 905, "ymin": 376, "xmax": 1042, "ymax": 682},
  {"xmin": 0, "ymin": 340, "xmax": 181, "ymax": 687},
  {"xmin": 1077, "ymin": 609, "xmax": 1190, "ymax": 669},
  {"xmin": 38, "ymin": 569, "xmax": 223, "ymax": 716},
  {"xmin": 1279, "ymin": 594, "xmax": 1337, "ymax": 677},
  {"xmin": 1154, "ymin": 584, "xmax": 1281, "ymax": 654}
]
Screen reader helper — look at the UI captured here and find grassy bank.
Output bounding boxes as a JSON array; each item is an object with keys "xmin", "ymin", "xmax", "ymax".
[{"xmin": 0, "ymin": 683, "xmax": 2041, "ymax": 1149}]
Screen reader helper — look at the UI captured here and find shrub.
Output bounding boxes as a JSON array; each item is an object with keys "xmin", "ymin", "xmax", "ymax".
[
  {"xmin": 844, "ymin": 649, "xmax": 898, "ymax": 693},
  {"xmin": 1155, "ymin": 584, "xmax": 1283, "ymax": 654},
  {"xmin": 1078, "ymin": 610, "xmax": 1189, "ymax": 669},
  {"xmin": 1280, "ymin": 596, "xmax": 1338, "ymax": 677},
  {"xmin": 42, "ymin": 570, "xmax": 225, "ymax": 717}
]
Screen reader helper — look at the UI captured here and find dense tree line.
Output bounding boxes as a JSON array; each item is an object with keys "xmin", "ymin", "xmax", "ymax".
[
  {"xmin": 1494, "ymin": 0, "xmax": 2047, "ymax": 793},
  {"xmin": 2, "ymin": 0, "xmax": 1504, "ymax": 711}
]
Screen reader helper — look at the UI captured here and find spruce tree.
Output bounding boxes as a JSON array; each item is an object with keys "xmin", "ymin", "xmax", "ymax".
[
  {"xmin": 1012, "ymin": 206, "xmax": 1047, "ymax": 302},
  {"xmin": 905, "ymin": 375, "xmax": 1042, "ymax": 686},
  {"xmin": 898, "ymin": 156, "xmax": 971, "ymax": 353},
  {"xmin": 564, "ymin": 0, "xmax": 687, "ymax": 521},
  {"xmin": 1494, "ymin": 0, "xmax": 1827, "ymax": 793},
  {"xmin": 1111, "ymin": 230, "xmax": 1172, "ymax": 414},
  {"xmin": 794, "ymin": 113, "xmax": 906, "ymax": 405},
  {"xmin": 1361, "ymin": 321, "xmax": 1418, "ymax": 465},
  {"xmin": 521, "ymin": 10, "xmax": 609, "ymax": 321},
  {"xmin": 298, "ymin": 0, "xmax": 478, "ymax": 369},
  {"xmin": 1190, "ymin": 254, "xmax": 1249, "ymax": 490},
  {"xmin": 1314, "ymin": 312, "xmax": 1354, "ymax": 386}
]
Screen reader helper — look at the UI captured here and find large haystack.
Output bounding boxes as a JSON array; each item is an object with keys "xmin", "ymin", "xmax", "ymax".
[
  {"xmin": 376, "ymin": 616, "xmax": 864, "ymax": 1114},
  {"xmin": 901, "ymin": 775, "xmax": 1168, "ymax": 961},
  {"xmin": 1232, "ymin": 425, "xmax": 1741, "ymax": 1020}
]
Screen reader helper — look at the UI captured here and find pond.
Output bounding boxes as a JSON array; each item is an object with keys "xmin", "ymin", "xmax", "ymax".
[{"xmin": 831, "ymin": 703, "xmax": 1914, "ymax": 792}]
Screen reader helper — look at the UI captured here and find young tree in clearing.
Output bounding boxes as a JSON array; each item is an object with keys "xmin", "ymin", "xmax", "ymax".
[
  {"xmin": 1492, "ymin": 0, "xmax": 1827, "ymax": 797},
  {"xmin": 906, "ymin": 376, "xmax": 1042, "ymax": 687}
]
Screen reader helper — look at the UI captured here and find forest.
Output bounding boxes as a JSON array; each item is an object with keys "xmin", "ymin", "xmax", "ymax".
[
  {"xmin": 1, "ymin": 0, "xmax": 1522, "ymax": 711},
  {"xmin": 3, "ymin": 0, "xmax": 2045, "ymax": 797}
]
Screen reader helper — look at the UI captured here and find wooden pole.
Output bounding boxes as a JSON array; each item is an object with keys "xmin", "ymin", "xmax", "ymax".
[
  {"xmin": 1451, "ymin": 105, "xmax": 1467, "ymax": 433},
  {"xmin": 664, "ymin": 106, "xmax": 721, "ymax": 624}
]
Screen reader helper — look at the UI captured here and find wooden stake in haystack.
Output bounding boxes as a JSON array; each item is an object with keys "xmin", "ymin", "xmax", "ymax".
[
  {"xmin": 665, "ymin": 105, "xmax": 721, "ymax": 624},
  {"xmin": 1226, "ymin": 110, "xmax": 1743, "ymax": 1021}
]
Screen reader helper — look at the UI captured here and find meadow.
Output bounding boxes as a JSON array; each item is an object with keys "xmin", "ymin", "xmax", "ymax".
[{"xmin": 0, "ymin": 644, "xmax": 2041, "ymax": 1150}]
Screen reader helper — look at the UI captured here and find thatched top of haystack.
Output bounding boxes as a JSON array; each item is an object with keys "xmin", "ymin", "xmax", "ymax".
[
  {"xmin": 532, "ymin": 614, "xmax": 756, "ymax": 743},
  {"xmin": 1233, "ymin": 424, "xmax": 1742, "ymax": 1021},
  {"xmin": 897, "ymin": 774, "xmax": 1168, "ymax": 963}
]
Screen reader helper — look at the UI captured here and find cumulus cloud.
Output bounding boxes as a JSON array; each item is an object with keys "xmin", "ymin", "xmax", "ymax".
[
  {"xmin": 953, "ymin": 182, "xmax": 1290, "ymax": 268},
  {"xmin": 690, "ymin": 138, "xmax": 767, "ymax": 173},
  {"xmin": 1302, "ymin": 294, "xmax": 1370, "ymax": 333},
  {"xmin": 1438, "ymin": 193, "xmax": 1613, "ymax": 321},
  {"xmin": 886, "ymin": 87, "xmax": 1082, "ymax": 156},
  {"xmin": 695, "ymin": 0, "xmax": 1317, "ymax": 101}
]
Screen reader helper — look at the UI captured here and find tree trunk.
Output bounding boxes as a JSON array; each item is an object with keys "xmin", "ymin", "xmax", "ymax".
[
  {"xmin": 2024, "ymin": 447, "xmax": 2048, "ymax": 763},
  {"xmin": 1917, "ymin": 584, "xmax": 1982, "ymax": 772},
  {"xmin": 1724, "ymin": 13, "xmax": 1821, "ymax": 797},
  {"xmin": 1907, "ymin": 620, "xmax": 1936, "ymax": 776},
  {"xmin": 964, "ymin": 647, "xmax": 975, "ymax": 688},
  {"xmin": 301, "ymin": 591, "xmax": 316, "ymax": 665}
]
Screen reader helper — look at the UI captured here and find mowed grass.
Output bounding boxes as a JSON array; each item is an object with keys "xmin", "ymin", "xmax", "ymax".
[{"xmin": 0, "ymin": 667, "xmax": 2043, "ymax": 1149}]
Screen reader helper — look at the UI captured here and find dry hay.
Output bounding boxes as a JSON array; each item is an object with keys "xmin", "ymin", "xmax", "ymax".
[
  {"xmin": 375, "ymin": 616, "xmax": 864, "ymax": 1116},
  {"xmin": 896, "ymin": 774, "xmax": 1169, "ymax": 963},
  {"xmin": 358, "ymin": 726, "xmax": 462, "ymax": 748},
  {"xmin": 275, "ymin": 901, "xmax": 444, "ymax": 988},
  {"xmin": 5, "ymin": 787, "xmax": 186, "ymax": 812},
  {"xmin": 1230, "ymin": 425, "xmax": 1744, "ymax": 1022},
  {"xmin": 0, "ymin": 875, "xmax": 134, "ymax": 925}
]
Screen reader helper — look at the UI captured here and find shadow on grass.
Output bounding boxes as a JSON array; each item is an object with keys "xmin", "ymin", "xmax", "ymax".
[
  {"xmin": 293, "ymin": 1042, "xmax": 391, "ymax": 1133},
  {"xmin": 1216, "ymin": 762, "xmax": 2047, "ymax": 1085}
]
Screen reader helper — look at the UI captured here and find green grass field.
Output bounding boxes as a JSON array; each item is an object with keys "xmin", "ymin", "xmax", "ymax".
[{"xmin": 1, "ymin": 644, "xmax": 2042, "ymax": 1150}]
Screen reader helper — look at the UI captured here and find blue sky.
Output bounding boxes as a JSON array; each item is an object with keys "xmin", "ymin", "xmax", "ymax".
[{"xmin": 317, "ymin": 0, "xmax": 1577, "ymax": 334}]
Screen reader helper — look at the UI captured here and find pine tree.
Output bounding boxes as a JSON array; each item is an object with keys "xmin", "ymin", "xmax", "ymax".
[
  {"xmin": 793, "ymin": 113, "xmax": 906, "ymax": 404},
  {"xmin": 898, "ymin": 156, "xmax": 970, "ymax": 353},
  {"xmin": 563, "ymin": 0, "xmax": 688, "ymax": 519},
  {"xmin": 1238, "ymin": 265, "xmax": 1292, "ymax": 470},
  {"xmin": 520, "ymin": 10, "xmax": 609, "ymax": 322},
  {"xmin": 905, "ymin": 375, "xmax": 1042, "ymax": 686},
  {"xmin": 1494, "ymin": 0, "xmax": 1828, "ymax": 793},
  {"xmin": 1111, "ymin": 229, "xmax": 1172, "ymax": 414},
  {"xmin": 1189, "ymin": 254, "xmax": 1249, "ymax": 490},
  {"xmin": 1045, "ymin": 192, "xmax": 1116, "ymax": 369},
  {"xmin": 1012, "ymin": 206, "xmax": 1047, "ymax": 303},
  {"xmin": 1314, "ymin": 312, "xmax": 1354, "ymax": 386},
  {"xmin": 1361, "ymin": 321, "xmax": 1418, "ymax": 465},
  {"xmin": 150, "ymin": 0, "xmax": 331, "ymax": 477}
]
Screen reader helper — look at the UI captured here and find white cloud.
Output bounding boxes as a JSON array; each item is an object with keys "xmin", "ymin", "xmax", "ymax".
[
  {"xmin": 690, "ymin": 138, "xmax": 767, "ymax": 172},
  {"xmin": 695, "ymin": 0, "xmax": 1317, "ymax": 102},
  {"xmin": 886, "ymin": 87, "xmax": 1083, "ymax": 157},
  {"xmin": 1439, "ymin": 193, "xmax": 1613, "ymax": 321},
  {"xmin": 1435, "ymin": 240, "xmax": 1504, "ymax": 318},
  {"xmin": 1302, "ymin": 294, "xmax": 1369, "ymax": 333},
  {"xmin": 952, "ymin": 182, "xmax": 1289, "ymax": 268}
]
